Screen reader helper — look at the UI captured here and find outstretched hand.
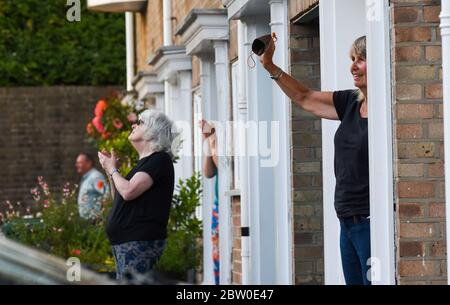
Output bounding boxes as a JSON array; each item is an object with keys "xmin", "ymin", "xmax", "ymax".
[{"xmin": 259, "ymin": 32, "xmax": 277, "ymax": 68}]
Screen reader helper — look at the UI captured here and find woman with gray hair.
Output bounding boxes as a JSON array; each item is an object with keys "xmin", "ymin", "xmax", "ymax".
[
  {"xmin": 259, "ymin": 34, "xmax": 371, "ymax": 285},
  {"xmin": 98, "ymin": 109, "xmax": 177, "ymax": 281}
]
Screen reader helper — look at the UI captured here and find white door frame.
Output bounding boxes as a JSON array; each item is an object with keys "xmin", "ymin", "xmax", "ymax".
[
  {"xmin": 225, "ymin": 0, "xmax": 292, "ymax": 284},
  {"xmin": 320, "ymin": 0, "xmax": 395, "ymax": 285},
  {"xmin": 269, "ymin": 0, "xmax": 294, "ymax": 285},
  {"xmin": 365, "ymin": 0, "xmax": 396, "ymax": 285}
]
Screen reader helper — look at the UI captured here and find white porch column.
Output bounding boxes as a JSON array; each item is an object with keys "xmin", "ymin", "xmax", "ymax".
[
  {"xmin": 164, "ymin": 80, "xmax": 171, "ymax": 116},
  {"xmin": 177, "ymin": 70, "xmax": 194, "ymax": 181},
  {"xmin": 237, "ymin": 20, "xmax": 251, "ymax": 285},
  {"xmin": 163, "ymin": 0, "xmax": 172, "ymax": 46},
  {"xmin": 440, "ymin": 0, "xmax": 450, "ymax": 284},
  {"xmin": 245, "ymin": 19, "xmax": 277, "ymax": 284},
  {"xmin": 365, "ymin": 0, "xmax": 395, "ymax": 285},
  {"xmin": 213, "ymin": 40, "xmax": 233, "ymax": 284},
  {"xmin": 155, "ymin": 93, "xmax": 165, "ymax": 112},
  {"xmin": 269, "ymin": 0, "xmax": 293, "ymax": 285},
  {"xmin": 125, "ymin": 12, "xmax": 135, "ymax": 92}
]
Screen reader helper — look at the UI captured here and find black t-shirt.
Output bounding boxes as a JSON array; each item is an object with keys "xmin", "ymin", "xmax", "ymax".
[
  {"xmin": 106, "ymin": 151, "xmax": 175, "ymax": 245},
  {"xmin": 333, "ymin": 90, "xmax": 370, "ymax": 218}
]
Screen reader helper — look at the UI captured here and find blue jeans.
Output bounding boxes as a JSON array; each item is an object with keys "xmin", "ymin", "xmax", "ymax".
[{"xmin": 339, "ymin": 216, "xmax": 371, "ymax": 285}]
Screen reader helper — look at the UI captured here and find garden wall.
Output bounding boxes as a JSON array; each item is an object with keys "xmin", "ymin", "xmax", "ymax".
[{"xmin": 0, "ymin": 86, "xmax": 122, "ymax": 211}]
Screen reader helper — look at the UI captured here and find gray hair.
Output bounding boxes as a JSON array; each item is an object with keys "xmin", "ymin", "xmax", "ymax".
[{"xmin": 138, "ymin": 110, "xmax": 179, "ymax": 157}]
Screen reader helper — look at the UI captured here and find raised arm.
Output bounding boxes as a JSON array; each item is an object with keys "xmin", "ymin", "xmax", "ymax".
[{"xmin": 260, "ymin": 33, "xmax": 338, "ymax": 121}]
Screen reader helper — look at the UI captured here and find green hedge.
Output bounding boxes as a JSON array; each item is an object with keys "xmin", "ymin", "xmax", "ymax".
[{"xmin": 0, "ymin": 0, "xmax": 126, "ymax": 86}]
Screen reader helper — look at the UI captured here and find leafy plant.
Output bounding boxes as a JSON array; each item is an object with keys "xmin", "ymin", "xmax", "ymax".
[
  {"xmin": 156, "ymin": 173, "xmax": 203, "ymax": 279},
  {"xmin": 86, "ymin": 95, "xmax": 139, "ymax": 174},
  {"xmin": 1, "ymin": 177, "xmax": 115, "ymax": 272}
]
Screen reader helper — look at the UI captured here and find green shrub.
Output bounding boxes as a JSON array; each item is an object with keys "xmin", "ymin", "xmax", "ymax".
[
  {"xmin": 156, "ymin": 173, "xmax": 203, "ymax": 278},
  {"xmin": 1, "ymin": 177, "xmax": 115, "ymax": 272},
  {"xmin": 0, "ymin": 0, "xmax": 125, "ymax": 86}
]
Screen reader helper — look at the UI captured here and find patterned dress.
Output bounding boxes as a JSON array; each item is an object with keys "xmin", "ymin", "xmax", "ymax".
[{"xmin": 212, "ymin": 173, "xmax": 220, "ymax": 285}]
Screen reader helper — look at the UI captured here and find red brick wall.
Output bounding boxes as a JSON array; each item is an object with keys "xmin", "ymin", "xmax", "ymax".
[
  {"xmin": 231, "ymin": 196, "xmax": 242, "ymax": 284},
  {"xmin": 289, "ymin": 0, "xmax": 319, "ymax": 20},
  {"xmin": 289, "ymin": 18, "xmax": 324, "ymax": 284},
  {"xmin": 392, "ymin": 0, "xmax": 446, "ymax": 284},
  {"xmin": 0, "ymin": 86, "xmax": 121, "ymax": 210},
  {"xmin": 135, "ymin": 0, "xmax": 223, "ymax": 73}
]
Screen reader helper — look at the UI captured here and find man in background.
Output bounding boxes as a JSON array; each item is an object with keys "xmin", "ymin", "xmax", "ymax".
[{"xmin": 75, "ymin": 152, "xmax": 109, "ymax": 220}]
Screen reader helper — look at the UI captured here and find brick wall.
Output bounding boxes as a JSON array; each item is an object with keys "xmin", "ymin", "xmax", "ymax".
[
  {"xmin": 135, "ymin": 0, "xmax": 163, "ymax": 72},
  {"xmin": 135, "ymin": 0, "xmax": 223, "ymax": 73},
  {"xmin": 0, "ymin": 86, "xmax": 121, "ymax": 210},
  {"xmin": 392, "ymin": 0, "xmax": 446, "ymax": 284},
  {"xmin": 289, "ymin": 18, "xmax": 324, "ymax": 284},
  {"xmin": 289, "ymin": 0, "xmax": 318, "ymax": 19},
  {"xmin": 231, "ymin": 196, "xmax": 242, "ymax": 284}
]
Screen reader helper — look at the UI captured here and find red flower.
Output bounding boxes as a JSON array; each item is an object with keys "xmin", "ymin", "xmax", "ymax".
[
  {"xmin": 92, "ymin": 117, "xmax": 105, "ymax": 133},
  {"xmin": 94, "ymin": 100, "xmax": 108, "ymax": 117},
  {"xmin": 101, "ymin": 132, "xmax": 110, "ymax": 140},
  {"xmin": 86, "ymin": 123, "xmax": 94, "ymax": 135},
  {"xmin": 112, "ymin": 118, "xmax": 123, "ymax": 129},
  {"xmin": 72, "ymin": 249, "xmax": 81, "ymax": 256}
]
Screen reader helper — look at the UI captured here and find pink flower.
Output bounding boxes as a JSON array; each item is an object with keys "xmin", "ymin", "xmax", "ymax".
[
  {"xmin": 37, "ymin": 176, "xmax": 50, "ymax": 196},
  {"xmin": 63, "ymin": 183, "xmax": 71, "ymax": 198},
  {"xmin": 112, "ymin": 118, "xmax": 123, "ymax": 129},
  {"xmin": 127, "ymin": 112, "xmax": 137, "ymax": 123},
  {"xmin": 72, "ymin": 249, "xmax": 81, "ymax": 256},
  {"xmin": 92, "ymin": 117, "xmax": 105, "ymax": 133},
  {"xmin": 94, "ymin": 100, "xmax": 108, "ymax": 117}
]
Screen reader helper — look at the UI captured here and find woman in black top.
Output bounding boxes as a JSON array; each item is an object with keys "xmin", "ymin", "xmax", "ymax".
[
  {"xmin": 98, "ymin": 109, "xmax": 177, "ymax": 281},
  {"xmin": 259, "ymin": 34, "xmax": 371, "ymax": 285}
]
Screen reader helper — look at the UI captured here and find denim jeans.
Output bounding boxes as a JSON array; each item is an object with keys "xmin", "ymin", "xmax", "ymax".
[{"xmin": 339, "ymin": 215, "xmax": 371, "ymax": 285}]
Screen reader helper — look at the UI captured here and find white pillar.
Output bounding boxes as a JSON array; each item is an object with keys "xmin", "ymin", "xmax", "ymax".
[
  {"xmin": 163, "ymin": 0, "xmax": 172, "ymax": 46},
  {"xmin": 245, "ymin": 19, "xmax": 277, "ymax": 284},
  {"xmin": 440, "ymin": 0, "xmax": 450, "ymax": 285},
  {"xmin": 155, "ymin": 93, "xmax": 165, "ymax": 112},
  {"xmin": 269, "ymin": 0, "xmax": 293, "ymax": 285},
  {"xmin": 164, "ymin": 80, "xmax": 171, "ymax": 115},
  {"xmin": 198, "ymin": 56, "xmax": 217, "ymax": 285},
  {"xmin": 237, "ymin": 20, "xmax": 251, "ymax": 285},
  {"xmin": 125, "ymin": 12, "xmax": 135, "ymax": 92},
  {"xmin": 214, "ymin": 40, "xmax": 233, "ymax": 284},
  {"xmin": 162, "ymin": 0, "xmax": 172, "ymax": 116},
  {"xmin": 365, "ymin": 0, "xmax": 395, "ymax": 285},
  {"xmin": 178, "ymin": 70, "xmax": 194, "ymax": 181}
]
